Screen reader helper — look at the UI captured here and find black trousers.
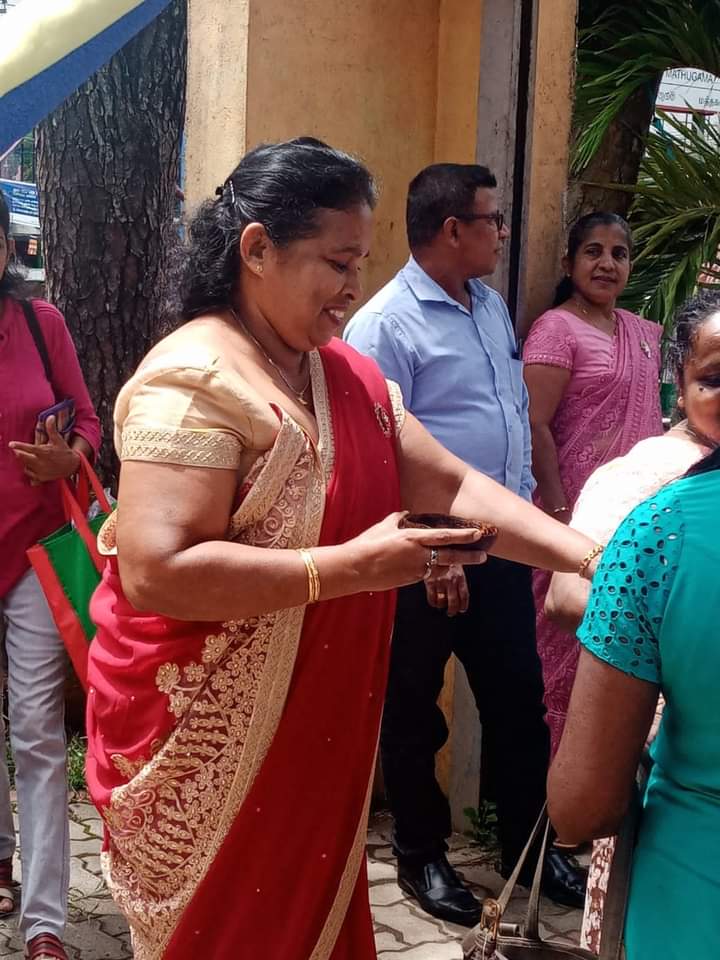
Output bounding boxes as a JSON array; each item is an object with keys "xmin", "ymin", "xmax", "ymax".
[{"xmin": 380, "ymin": 558, "xmax": 550, "ymax": 868}]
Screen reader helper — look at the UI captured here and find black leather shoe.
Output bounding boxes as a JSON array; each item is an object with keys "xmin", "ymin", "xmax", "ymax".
[
  {"xmin": 540, "ymin": 848, "xmax": 588, "ymax": 910},
  {"xmin": 397, "ymin": 854, "xmax": 481, "ymax": 927},
  {"xmin": 498, "ymin": 848, "xmax": 587, "ymax": 910}
]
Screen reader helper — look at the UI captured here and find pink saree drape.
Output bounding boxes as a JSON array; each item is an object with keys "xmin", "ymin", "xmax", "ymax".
[{"xmin": 524, "ymin": 308, "xmax": 662, "ymax": 753}]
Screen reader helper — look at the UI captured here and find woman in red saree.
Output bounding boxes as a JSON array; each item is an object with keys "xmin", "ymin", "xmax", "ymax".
[
  {"xmin": 85, "ymin": 139, "xmax": 598, "ymax": 960},
  {"xmin": 523, "ymin": 212, "xmax": 663, "ymax": 755}
]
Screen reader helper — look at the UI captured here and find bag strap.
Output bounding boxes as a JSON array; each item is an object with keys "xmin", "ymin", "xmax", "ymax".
[
  {"xmin": 61, "ymin": 453, "xmax": 112, "ymax": 576},
  {"xmin": 462, "ymin": 804, "xmax": 548, "ymax": 958},
  {"xmin": 73, "ymin": 451, "xmax": 112, "ymax": 515},
  {"xmin": 597, "ymin": 759, "xmax": 649, "ymax": 960},
  {"xmin": 524, "ymin": 817, "xmax": 551, "ymax": 939},
  {"xmin": 61, "ymin": 481, "xmax": 104, "ymax": 574},
  {"xmin": 20, "ymin": 299, "xmax": 54, "ymax": 387},
  {"xmin": 464, "ymin": 772, "xmax": 646, "ymax": 960}
]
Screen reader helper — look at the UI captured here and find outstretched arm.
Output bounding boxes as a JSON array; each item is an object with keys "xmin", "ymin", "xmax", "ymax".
[{"xmin": 397, "ymin": 413, "xmax": 595, "ymax": 573}]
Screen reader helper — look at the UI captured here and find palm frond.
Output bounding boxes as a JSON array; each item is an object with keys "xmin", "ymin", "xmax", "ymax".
[
  {"xmin": 601, "ymin": 113, "xmax": 720, "ymax": 331},
  {"xmin": 574, "ymin": 0, "xmax": 720, "ymax": 174}
]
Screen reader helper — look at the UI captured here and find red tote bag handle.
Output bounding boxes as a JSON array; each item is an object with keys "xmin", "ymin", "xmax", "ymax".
[
  {"xmin": 71, "ymin": 452, "xmax": 112, "ymax": 516},
  {"xmin": 61, "ymin": 453, "xmax": 111, "ymax": 575}
]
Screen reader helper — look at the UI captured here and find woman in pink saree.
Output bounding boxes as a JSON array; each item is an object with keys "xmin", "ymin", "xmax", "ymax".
[
  {"xmin": 523, "ymin": 213, "xmax": 662, "ymax": 755},
  {"xmin": 85, "ymin": 140, "xmax": 598, "ymax": 960}
]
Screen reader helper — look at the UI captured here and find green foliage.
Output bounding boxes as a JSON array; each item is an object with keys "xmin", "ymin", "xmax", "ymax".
[
  {"xmin": 66, "ymin": 734, "xmax": 88, "ymax": 794},
  {"xmin": 464, "ymin": 800, "xmax": 501, "ymax": 855},
  {"xmin": 574, "ymin": 0, "xmax": 720, "ymax": 174},
  {"xmin": 615, "ymin": 113, "xmax": 720, "ymax": 330}
]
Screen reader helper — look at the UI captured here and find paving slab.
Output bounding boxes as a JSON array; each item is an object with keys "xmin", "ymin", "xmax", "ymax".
[{"xmin": 0, "ymin": 806, "xmax": 582, "ymax": 958}]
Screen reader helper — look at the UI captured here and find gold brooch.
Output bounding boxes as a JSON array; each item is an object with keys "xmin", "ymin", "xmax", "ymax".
[{"xmin": 374, "ymin": 402, "xmax": 392, "ymax": 438}]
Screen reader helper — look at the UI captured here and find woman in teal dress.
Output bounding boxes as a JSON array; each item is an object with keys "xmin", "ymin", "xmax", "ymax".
[{"xmin": 548, "ymin": 445, "xmax": 720, "ymax": 959}]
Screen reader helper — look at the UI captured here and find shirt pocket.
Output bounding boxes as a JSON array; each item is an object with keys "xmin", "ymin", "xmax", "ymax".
[{"xmin": 507, "ymin": 357, "xmax": 525, "ymax": 412}]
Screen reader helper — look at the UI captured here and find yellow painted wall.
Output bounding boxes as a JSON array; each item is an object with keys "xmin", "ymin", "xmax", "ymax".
[
  {"xmin": 434, "ymin": 0, "xmax": 483, "ymax": 163},
  {"xmin": 185, "ymin": 0, "xmax": 250, "ymax": 204},
  {"xmin": 246, "ymin": 0, "xmax": 440, "ymax": 299},
  {"xmin": 187, "ymin": 0, "xmax": 445, "ymax": 302},
  {"xmin": 186, "ymin": 0, "xmax": 574, "ymax": 333},
  {"xmin": 433, "ymin": 0, "xmax": 483, "ymax": 798},
  {"xmin": 518, "ymin": 0, "xmax": 577, "ymax": 336}
]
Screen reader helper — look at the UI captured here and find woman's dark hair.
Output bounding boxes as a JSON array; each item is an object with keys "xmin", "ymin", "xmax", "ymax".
[
  {"xmin": 0, "ymin": 189, "xmax": 28, "ymax": 301},
  {"xmin": 178, "ymin": 137, "xmax": 377, "ymax": 320},
  {"xmin": 406, "ymin": 163, "xmax": 497, "ymax": 250},
  {"xmin": 552, "ymin": 212, "xmax": 633, "ymax": 307},
  {"xmin": 685, "ymin": 446, "xmax": 720, "ymax": 477},
  {"xmin": 673, "ymin": 288, "xmax": 720, "ymax": 379}
]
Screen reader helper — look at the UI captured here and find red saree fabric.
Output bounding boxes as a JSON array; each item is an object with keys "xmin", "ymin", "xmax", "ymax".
[{"xmin": 85, "ymin": 339, "xmax": 400, "ymax": 959}]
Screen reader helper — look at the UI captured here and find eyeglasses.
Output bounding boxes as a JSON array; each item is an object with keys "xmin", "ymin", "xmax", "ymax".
[{"xmin": 456, "ymin": 211, "xmax": 505, "ymax": 232}]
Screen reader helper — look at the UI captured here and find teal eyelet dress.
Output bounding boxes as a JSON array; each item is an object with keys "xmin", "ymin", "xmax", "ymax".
[{"xmin": 578, "ymin": 467, "xmax": 720, "ymax": 960}]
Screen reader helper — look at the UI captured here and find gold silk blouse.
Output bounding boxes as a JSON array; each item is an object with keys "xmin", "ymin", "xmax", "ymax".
[{"xmin": 113, "ymin": 345, "xmax": 405, "ymax": 479}]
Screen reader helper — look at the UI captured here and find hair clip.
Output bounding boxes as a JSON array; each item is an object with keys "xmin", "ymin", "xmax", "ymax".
[{"xmin": 215, "ymin": 181, "xmax": 236, "ymax": 204}]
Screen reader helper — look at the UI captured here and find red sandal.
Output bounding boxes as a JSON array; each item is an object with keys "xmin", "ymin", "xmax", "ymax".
[
  {"xmin": 25, "ymin": 933, "xmax": 68, "ymax": 960},
  {"xmin": 0, "ymin": 856, "xmax": 15, "ymax": 914}
]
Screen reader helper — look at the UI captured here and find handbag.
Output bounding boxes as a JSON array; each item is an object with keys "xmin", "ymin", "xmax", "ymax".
[
  {"xmin": 461, "ymin": 787, "xmax": 642, "ymax": 960},
  {"xmin": 27, "ymin": 453, "xmax": 112, "ymax": 690}
]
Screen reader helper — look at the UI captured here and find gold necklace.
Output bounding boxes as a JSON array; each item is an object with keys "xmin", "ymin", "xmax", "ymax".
[
  {"xmin": 572, "ymin": 298, "xmax": 653, "ymax": 357},
  {"xmin": 572, "ymin": 298, "xmax": 616, "ymax": 333},
  {"xmin": 231, "ymin": 309, "xmax": 311, "ymax": 406}
]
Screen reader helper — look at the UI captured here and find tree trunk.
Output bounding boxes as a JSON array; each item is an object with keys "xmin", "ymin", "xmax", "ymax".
[
  {"xmin": 568, "ymin": 77, "xmax": 661, "ymax": 221},
  {"xmin": 36, "ymin": 0, "xmax": 187, "ymax": 488}
]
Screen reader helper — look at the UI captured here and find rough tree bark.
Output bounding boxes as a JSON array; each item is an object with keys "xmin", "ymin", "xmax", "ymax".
[
  {"xmin": 568, "ymin": 77, "xmax": 662, "ymax": 222},
  {"xmin": 36, "ymin": 0, "xmax": 186, "ymax": 487}
]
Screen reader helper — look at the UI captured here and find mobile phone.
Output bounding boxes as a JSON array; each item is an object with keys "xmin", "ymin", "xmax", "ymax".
[{"xmin": 35, "ymin": 398, "xmax": 76, "ymax": 444}]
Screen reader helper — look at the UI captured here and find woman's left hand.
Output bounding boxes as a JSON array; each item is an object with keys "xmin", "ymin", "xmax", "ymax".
[{"xmin": 9, "ymin": 415, "xmax": 80, "ymax": 483}]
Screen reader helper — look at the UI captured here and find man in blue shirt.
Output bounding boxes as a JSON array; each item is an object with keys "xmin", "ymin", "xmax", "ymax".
[{"xmin": 345, "ymin": 164, "xmax": 585, "ymax": 925}]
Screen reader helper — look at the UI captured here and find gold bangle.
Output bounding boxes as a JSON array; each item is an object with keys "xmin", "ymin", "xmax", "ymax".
[
  {"xmin": 578, "ymin": 543, "xmax": 604, "ymax": 579},
  {"xmin": 298, "ymin": 548, "xmax": 321, "ymax": 604}
]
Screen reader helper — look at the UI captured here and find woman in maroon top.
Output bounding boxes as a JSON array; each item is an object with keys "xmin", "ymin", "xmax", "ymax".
[{"xmin": 0, "ymin": 190, "xmax": 100, "ymax": 960}]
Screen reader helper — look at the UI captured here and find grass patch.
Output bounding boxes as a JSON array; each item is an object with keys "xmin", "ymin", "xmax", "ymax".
[
  {"xmin": 67, "ymin": 734, "xmax": 88, "ymax": 793},
  {"xmin": 464, "ymin": 799, "xmax": 501, "ymax": 855}
]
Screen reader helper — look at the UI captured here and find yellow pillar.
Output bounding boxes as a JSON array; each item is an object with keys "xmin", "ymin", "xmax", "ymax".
[
  {"xmin": 433, "ymin": 0, "xmax": 485, "ymax": 821},
  {"xmin": 517, "ymin": 0, "xmax": 578, "ymax": 336},
  {"xmin": 435, "ymin": 0, "xmax": 484, "ymax": 163},
  {"xmin": 185, "ymin": 1, "xmax": 250, "ymax": 204},
  {"xmin": 186, "ymin": 0, "xmax": 443, "ymax": 301}
]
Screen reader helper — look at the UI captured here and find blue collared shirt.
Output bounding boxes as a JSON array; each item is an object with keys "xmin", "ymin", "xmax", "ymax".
[{"xmin": 344, "ymin": 256, "xmax": 535, "ymax": 499}]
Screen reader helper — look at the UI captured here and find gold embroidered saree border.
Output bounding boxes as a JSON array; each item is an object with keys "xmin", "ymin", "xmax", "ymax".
[
  {"xmin": 385, "ymin": 379, "xmax": 406, "ymax": 436},
  {"xmin": 310, "ymin": 349, "xmax": 335, "ymax": 487},
  {"xmin": 308, "ymin": 760, "xmax": 376, "ymax": 960},
  {"xmin": 121, "ymin": 425, "xmax": 243, "ymax": 469}
]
